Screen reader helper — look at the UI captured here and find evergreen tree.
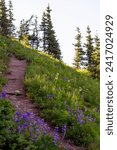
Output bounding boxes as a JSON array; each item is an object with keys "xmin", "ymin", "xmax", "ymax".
[
  {"xmin": 73, "ymin": 27, "xmax": 84, "ymax": 69},
  {"xmin": 91, "ymin": 35, "xmax": 100, "ymax": 78},
  {"xmin": 94, "ymin": 35, "xmax": 100, "ymax": 52},
  {"xmin": 8, "ymin": 0, "xmax": 15, "ymax": 37},
  {"xmin": 40, "ymin": 5, "xmax": 62, "ymax": 60},
  {"xmin": 84, "ymin": 26, "xmax": 94, "ymax": 69},
  {"xmin": 0, "ymin": 0, "xmax": 9, "ymax": 36},
  {"xmin": 40, "ymin": 12, "xmax": 47, "ymax": 51}
]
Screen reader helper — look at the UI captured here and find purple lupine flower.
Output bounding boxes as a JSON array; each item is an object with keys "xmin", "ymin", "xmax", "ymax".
[
  {"xmin": 37, "ymin": 118, "xmax": 44, "ymax": 126},
  {"xmin": 37, "ymin": 118, "xmax": 50, "ymax": 134},
  {"xmin": 22, "ymin": 113, "xmax": 29, "ymax": 121},
  {"xmin": 0, "ymin": 92, "xmax": 6, "ymax": 99},
  {"xmin": 86, "ymin": 115, "xmax": 92, "ymax": 123},
  {"xmin": 77, "ymin": 112, "xmax": 84, "ymax": 125},
  {"xmin": 26, "ymin": 112, "xmax": 35, "ymax": 120},
  {"xmin": 43, "ymin": 123, "xmax": 50, "ymax": 132},
  {"xmin": 14, "ymin": 116, "xmax": 20, "ymax": 123},
  {"xmin": 2, "ymin": 92, "xmax": 6, "ymax": 98},
  {"xmin": 62, "ymin": 124, "xmax": 67, "ymax": 138},
  {"xmin": 54, "ymin": 132, "xmax": 59, "ymax": 143},
  {"xmin": 14, "ymin": 111, "xmax": 54, "ymax": 143},
  {"xmin": 54, "ymin": 126, "xmax": 59, "ymax": 132},
  {"xmin": 53, "ymin": 126, "xmax": 59, "ymax": 146},
  {"xmin": 22, "ymin": 123, "xmax": 28, "ymax": 129},
  {"xmin": 14, "ymin": 112, "xmax": 21, "ymax": 123},
  {"xmin": 86, "ymin": 115, "xmax": 96, "ymax": 123},
  {"xmin": 36, "ymin": 128, "xmax": 40, "ymax": 134},
  {"xmin": 16, "ymin": 111, "xmax": 21, "ymax": 115},
  {"xmin": 26, "ymin": 112, "xmax": 31, "ymax": 116}
]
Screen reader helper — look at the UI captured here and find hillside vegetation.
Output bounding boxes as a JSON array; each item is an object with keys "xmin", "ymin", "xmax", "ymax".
[{"xmin": 0, "ymin": 35, "xmax": 99, "ymax": 150}]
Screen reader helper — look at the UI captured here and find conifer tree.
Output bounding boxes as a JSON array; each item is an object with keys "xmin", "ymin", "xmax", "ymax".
[
  {"xmin": 0, "ymin": 0, "xmax": 9, "ymax": 36},
  {"xmin": 40, "ymin": 5, "xmax": 62, "ymax": 60},
  {"xmin": 84, "ymin": 26, "xmax": 94, "ymax": 69},
  {"xmin": 94, "ymin": 35, "xmax": 100, "ymax": 52},
  {"xmin": 91, "ymin": 35, "xmax": 100, "ymax": 78},
  {"xmin": 73, "ymin": 27, "xmax": 84, "ymax": 69},
  {"xmin": 8, "ymin": 0, "xmax": 15, "ymax": 37},
  {"xmin": 40, "ymin": 12, "xmax": 47, "ymax": 51}
]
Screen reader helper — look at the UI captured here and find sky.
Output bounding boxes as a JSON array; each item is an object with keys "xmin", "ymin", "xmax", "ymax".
[{"xmin": 6, "ymin": 0, "xmax": 99, "ymax": 66}]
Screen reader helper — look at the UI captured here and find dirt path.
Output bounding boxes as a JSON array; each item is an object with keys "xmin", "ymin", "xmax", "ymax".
[
  {"xmin": 3, "ymin": 56, "xmax": 86, "ymax": 150},
  {"xmin": 3, "ymin": 56, "xmax": 39, "ymax": 114}
]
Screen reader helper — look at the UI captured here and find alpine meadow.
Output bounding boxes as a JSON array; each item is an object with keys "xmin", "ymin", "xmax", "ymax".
[{"xmin": 0, "ymin": 0, "xmax": 100, "ymax": 150}]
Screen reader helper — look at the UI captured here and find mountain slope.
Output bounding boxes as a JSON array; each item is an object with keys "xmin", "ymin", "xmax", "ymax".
[{"xmin": 0, "ymin": 35, "xmax": 99, "ymax": 150}]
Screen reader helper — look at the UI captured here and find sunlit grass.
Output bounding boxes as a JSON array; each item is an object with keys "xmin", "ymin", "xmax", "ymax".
[{"xmin": 0, "ymin": 35, "xmax": 100, "ymax": 149}]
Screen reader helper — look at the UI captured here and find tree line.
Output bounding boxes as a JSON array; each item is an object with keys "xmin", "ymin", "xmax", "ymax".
[
  {"xmin": 0, "ymin": 0, "xmax": 100, "ymax": 78},
  {"xmin": 0, "ymin": 0, "xmax": 61, "ymax": 60},
  {"xmin": 73, "ymin": 27, "xmax": 100, "ymax": 78}
]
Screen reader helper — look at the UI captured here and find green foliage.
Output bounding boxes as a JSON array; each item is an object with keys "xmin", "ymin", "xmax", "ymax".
[
  {"xmin": 0, "ymin": 39, "xmax": 10, "ymax": 90},
  {"xmin": 8, "ymin": 0, "xmax": 15, "ymax": 37},
  {"xmin": 73, "ymin": 26, "xmax": 100, "ymax": 79},
  {"xmin": 0, "ymin": 0, "xmax": 9, "ymax": 36},
  {"xmin": 84, "ymin": 27, "xmax": 100, "ymax": 79},
  {"xmin": 89, "ymin": 35, "xmax": 100, "ymax": 79},
  {"xmin": 40, "ymin": 4, "xmax": 62, "ymax": 60},
  {"xmin": 0, "ymin": 0, "xmax": 15, "ymax": 37},
  {"xmin": 84, "ymin": 26, "xmax": 94, "ymax": 67},
  {"xmin": 0, "ymin": 100, "xmax": 15, "ymax": 148},
  {"xmin": 66, "ymin": 122, "xmax": 99, "ymax": 147},
  {"xmin": 0, "ymin": 100, "xmax": 61, "ymax": 150},
  {"xmin": 73, "ymin": 27, "xmax": 85, "ymax": 68},
  {"xmin": 0, "ymin": 35, "xmax": 100, "ymax": 149}
]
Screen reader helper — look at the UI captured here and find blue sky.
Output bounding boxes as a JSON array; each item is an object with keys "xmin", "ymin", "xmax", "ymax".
[{"xmin": 7, "ymin": 0, "xmax": 99, "ymax": 65}]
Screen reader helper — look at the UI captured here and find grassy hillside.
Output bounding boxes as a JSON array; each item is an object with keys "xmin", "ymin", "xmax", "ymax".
[{"xmin": 0, "ymin": 35, "xmax": 100, "ymax": 150}]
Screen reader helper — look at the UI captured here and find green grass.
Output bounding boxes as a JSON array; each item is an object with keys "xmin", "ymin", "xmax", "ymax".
[
  {"xmin": 0, "ymin": 38, "xmax": 10, "ymax": 91},
  {"xmin": 0, "ymin": 35, "xmax": 100, "ymax": 149}
]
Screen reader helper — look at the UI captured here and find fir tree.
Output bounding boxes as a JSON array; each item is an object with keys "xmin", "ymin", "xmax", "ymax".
[
  {"xmin": 0, "ymin": 0, "xmax": 9, "ymax": 36},
  {"xmin": 94, "ymin": 35, "xmax": 100, "ymax": 52},
  {"xmin": 91, "ymin": 35, "xmax": 100, "ymax": 78},
  {"xmin": 73, "ymin": 27, "xmax": 84, "ymax": 69},
  {"xmin": 84, "ymin": 26, "xmax": 94, "ymax": 69},
  {"xmin": 40, "ymin": 5, "xmax": 62, "ymax": 60},
  {"xmin": 40, "ymin": 12, "xmax": 47, "ymax": 51},
  {"xmin": 8, "ymin": 0, "xmax": 15, "ymax": 37}
]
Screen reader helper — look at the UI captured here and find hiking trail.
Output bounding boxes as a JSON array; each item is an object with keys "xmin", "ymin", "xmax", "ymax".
[{"xmin": 3, "ymin": 55, "xmax": 86, "ymax": 150}]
